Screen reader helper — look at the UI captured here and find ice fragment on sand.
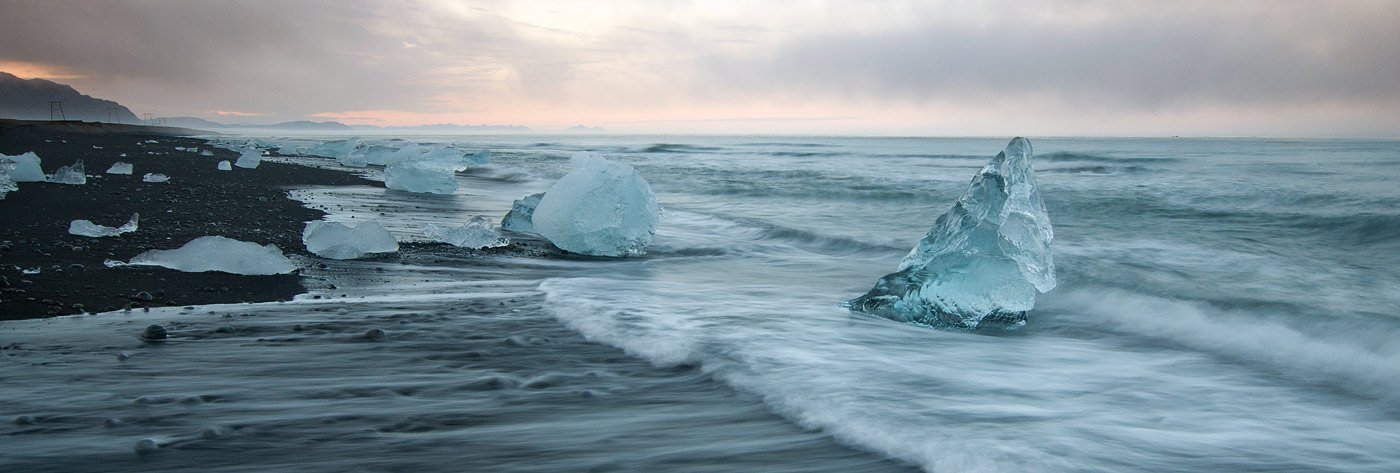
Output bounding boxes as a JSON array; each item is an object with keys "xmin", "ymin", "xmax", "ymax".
[
  {"xmin": 48, "ymin": 160, "xmax": 86, "ymax": 184},
  {"xmin": 127, "ymin": 236, "xmax": 296, "ymax": 275},
  {"xmin": 845, "ymin": 137, "xmax": 1056, "ymax": 330},
  {"xmin": 69, "ymin": 213, "xmax": 139, "ymax": 237},
  {"xmin": 532, "ymin": 153, "xmax": 660, "ymax": 256},
  {"xmin": 302, "ymin": 221, "xmax": 399, "ymax": 260},
  {"xmin": 501, "ymin": 192, "xmax": 544, "ymax": 234},
  {"xmin": 423, "ymin": 216, "xmax": 510, "ymax": 249},
  {"xmin": 217, "ymin": 160, "xmax": 232, "ymax": 171},
  {"xmin": 0, "ymin": 173, "xmax": 15, "ymax": 200},
  {"xmin": 200, "ymin": 149, "xmax": 214, "ymax": 156},
  {"xmin": 106, "ymin": 162, "xmax": 133, "ymax": 175},
  {"xmin": 234, "ymin": 148, "xmax": 262, "ymax": 169},
  {"xmin": 0, "ymin": 152, "xmax": 45, "ymax": 182},
  {"xmin": 142, "ymin": 173, "xmax": 170, "ymax": 183}
]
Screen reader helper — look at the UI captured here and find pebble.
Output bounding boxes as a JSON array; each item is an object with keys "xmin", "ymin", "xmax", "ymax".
[{"xmin": 141, "ymin": 324, "xmax": 168, "ymax": 341}]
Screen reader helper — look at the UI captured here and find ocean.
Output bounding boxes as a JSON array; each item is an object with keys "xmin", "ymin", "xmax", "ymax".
[{"xmin": 3, "ymin": 135, "xmax": 1399, "ymax": 472}]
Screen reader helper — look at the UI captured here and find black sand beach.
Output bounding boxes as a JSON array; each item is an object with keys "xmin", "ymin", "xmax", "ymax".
[{"xmin": 0, "ymin": 120, "xmax": 372, "ymax": 319}]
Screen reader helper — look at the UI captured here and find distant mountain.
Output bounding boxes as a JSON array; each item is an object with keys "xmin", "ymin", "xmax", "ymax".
[
  {"xmin": 352, "ymin": 123, "xmax": 531, "ymax": 133},
  {"xmin": 565, "ymin": 124, "xmax": 605, "ymax": 132},
  {"xmin": 0, "ymin": 71, "xmax": 141, "ymax": 123},
  {"xmin": 161, "ymin": 116, "xmax": 226, "ymax": 129},
  {"xmin": 160, "ymin": 117, "xmax": 353, "ymax": 131}
]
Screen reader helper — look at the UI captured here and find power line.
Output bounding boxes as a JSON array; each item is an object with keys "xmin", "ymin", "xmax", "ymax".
[{"xmin": 49, "ymin": 101, "xmax": 65, "ymax": 121}]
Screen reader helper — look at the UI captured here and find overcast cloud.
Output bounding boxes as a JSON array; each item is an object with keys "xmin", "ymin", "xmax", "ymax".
[{"xmin": 1, "ymin": 0, "xmax": 1397, "ymax": 135}]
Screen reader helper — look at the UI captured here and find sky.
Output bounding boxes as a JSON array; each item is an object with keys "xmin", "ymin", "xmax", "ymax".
[{"xmin": 1, "ymin": 0, "xmax": 1398, "ymax": 136}]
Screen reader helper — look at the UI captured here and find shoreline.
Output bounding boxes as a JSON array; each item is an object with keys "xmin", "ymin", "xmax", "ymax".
[{"xmin": 0, "ymin": 122, "xmax": 372, "ymax": 319}]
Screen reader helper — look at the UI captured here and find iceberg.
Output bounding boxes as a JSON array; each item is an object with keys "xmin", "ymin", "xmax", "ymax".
[
  {"xmin": 423, "ymin": 216, "xmax": 510, "ymax": 249},
  {"xmin": 845, "ymin": 137, "xmax": 1056, "ymax": 330},
  {"xmin": 384, "ymin": 158, "xmax": 458, "ymax": 194},
  {"xmin": 142, "ymin": 173, "xmax": 170, "ymax": 183},
  {"xmin": 358, "ymin": 144, "xmax": 399, "ymax": 166},
  {"xmin": 500, "ymin": 192, "xmax": 544, "ymax": 234},
  {"xmin": 532, "ymin": 153, "xmax": 660, "ymax": 256},
  {"xmin": 69, "ymin": 213, "xmax": 139, "ymax": 237},
  {"xmin": 0, "ymin": 152, "xmax": 45, "ymax": 182},
  {"xmin": 48, "ymin": 160, "xmax": 86, "ymax": 185},
  {"xmin": 234, "ymin": 148, "xmax": 262, "ymax": 169},
  {"xmin": 106, "ymin": 162, "xmax": 134, "ymax": 175},
  {"xmin": 217, "ymin": 160, "xmax": 233, "ymax": 171},
  {"xmin": 302, "ymin": 220, "xmax": 399, "ymax": 260},
  {"xmin": 127, "ymin": 236, "xmax": 296, "ymax": 275}
]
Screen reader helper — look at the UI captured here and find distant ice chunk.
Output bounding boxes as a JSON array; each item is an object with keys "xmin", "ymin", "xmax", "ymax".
[
  {"xmin": 501, "ymin": 192, "xmax": 544, "ymax": 234},
  {"xmin": 199, "ymin": 149, "xmax": 214, "ymax": 156},
  {"xmin": 532, "ymin": 153, "xmax": 660, "ymax": 256},
  {"xmin": 336, "ymin": 151, "xmax": 368, "ymax": 168},
  {"xmin": 845, "ymin": 137, "xmax": 1056, "ymax": 330},
  {"xmin": 69, "ymin": 213, "xmax": 139, "ymax": 237},
  {"xmin": 306, "ymin": 139, "xmax": 359, "ymax": 158},
  {"xmin": 48, "ymin": 160, "xmax": 86, "ymax": 185},
  {"xmin": 358, "ymin": 144, "xmax": 399, "ymax": 166},
  {"xmin": 217, "ymin": 160, "xmax": 232, "ymax": 171},
  {"xmin": 127, "ymin": 236, "xmax": 296, "ymax": 275},
  {"xmin": 106, "ymin": 162, "xmax": 134, "ymax": 175},
  {"xmin": 0, "ymin": 152, "xmax": 45, "ymax": 182},
  {"xmin": 423, "ymin": 216, "xmax": 510, "ymax": 249},
  {"xmin": 302, "ymin": 221, "xmax": 399, "ymax": 260},
  {"xmin": 0, "ymin": 172, "xmax": 15, "ymax": 200},
  {"xmin": 234, "ymin": 148, "xmax": 262, "ymax": 169},
  {"xmin": 142, "ymin": 173, "xmax": 170, "ymax": 183}
]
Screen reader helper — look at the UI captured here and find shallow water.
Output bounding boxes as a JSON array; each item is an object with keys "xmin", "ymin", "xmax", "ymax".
[{"xmin": 4, "ymin": 135, "xmax": 1399, "ymax": 472}]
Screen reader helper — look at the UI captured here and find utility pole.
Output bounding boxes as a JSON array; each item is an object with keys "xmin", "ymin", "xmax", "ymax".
[
  {"xmin": 49, "ymin": 101, "xmax": 66, "ymax": 121},
  {"xmin": 143, "ymin": 113, "xmax": 154, "ymax": 126},
  {"xmin": 106, "ymin": 107, "xmax": 122, "ymax": 124}
]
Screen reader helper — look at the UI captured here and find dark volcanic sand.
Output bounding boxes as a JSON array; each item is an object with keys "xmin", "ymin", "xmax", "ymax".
[{"xmin": 0, "ymin": 121, "xmax": 373, "ymax": 319}]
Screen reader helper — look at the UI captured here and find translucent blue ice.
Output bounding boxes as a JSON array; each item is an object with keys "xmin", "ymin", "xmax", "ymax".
[
  {"xmin": 845, "ymin": 137, "xmax": 1056, "ymax": 330},
  {"xmin": 500, "ymin": 192, "xmax": 544, "ymax": 234},
  {"xmin": 48, "ymin": 159, "xmax": 86, "ymax": 185},
  {"xmin": 234, "ymin": 148, "xmax": 262, "ymax": 169},
  {"xmin": 0, "ymin": 152, "xmax": 45, "ymax": 182},
  {"xmin": 302, "ymin": 221, "xmax": 399, "ymax": 260},
  {"xmin": 532, "ymin": 153, "xmax": 660, "ymax": 257},
  {"xmin": 127, "ymin": 236, "xmax": 295, "ymax": 275},
  {"xmin": 423, "ymin": 216, "xmax": 509, "ymax": 249}
]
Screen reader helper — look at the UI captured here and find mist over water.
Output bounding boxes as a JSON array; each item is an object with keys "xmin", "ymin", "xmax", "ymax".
[{"xmin": 4, "ymin": 135, "xmax": 1399, "ymax": 472}]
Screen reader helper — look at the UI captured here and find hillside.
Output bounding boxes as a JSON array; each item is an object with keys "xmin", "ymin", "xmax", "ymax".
[{"xmin": 0, "ymin": 71, "xmax": 140, "ymax": 123}]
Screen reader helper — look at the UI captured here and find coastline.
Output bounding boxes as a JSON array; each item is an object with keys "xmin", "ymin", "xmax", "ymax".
[{"xmin": 0, "ymin": 121, "xmax": 372, "ymax": 319}]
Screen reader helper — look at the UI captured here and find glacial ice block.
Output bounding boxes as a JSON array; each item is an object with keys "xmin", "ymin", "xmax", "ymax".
[
  {"xmin": 423, "ymin": 216, "xmax": 510, "ymax": 249},
  {"xmin": 70, "ymin": 213, "xmax": 139, "ymax": 237},
  {"xmin": 845, "ymin": 137, "xmax": 1056, "ymax": 330},
  {"xmin": 127, "ymin": 236, "xmax": 296, "ymax": 275},
  {"xmin": 532, "ymin": 153, "xmax": 660, "ymax": 256},
  {"xmin": 143, "ymin": 173, "xmax": 170, "ymax": 183},
  {"xmin": 384, "ymin": 159, "xmax": 458, "ymax": 194},
  {"xmin": 501, "ymin": 192, "xmax": 544, "ymax": 234},
  {"xmin": 106, "ymin": 162, "xmax": 134, "ymax": 175},
  {"xmin": 0, "ymin": 152, "xmax": 45, "ymax": 182},
  {"xmin": 0, "ymin": 173, "xmax": 15, "ymax": 200},
  {"xmin": 49, "ymin": 160, "xmax": 86, "ymax": 185},
  {"xmin": 217, "ymin": 160, "xmax": 233, "ymax": 171},
  {"xmin": 306, "ymin": 139, "xmax": 359, "ymax": 158},
  {"xmin": 302, "ymin": 221, "xmax": 399, "ymax": 260},
  {"xmin": 234, "ymin": 149, "xmax": 262, "ymax": 169}
]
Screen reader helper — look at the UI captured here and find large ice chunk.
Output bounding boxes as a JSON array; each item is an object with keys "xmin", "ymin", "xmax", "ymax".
[
  {"xmin": 501, "ymin": 192, "xmax": 544, "ymax": 234},
  {"xmin": 234, "ymin": 148, "xmax": 262, "ymax": 169},
  {"xmin": 48, "ymin": 160, "xmax": 86, "ymax": 184},
  {"xmin": 423, "ymin": 216, "xmax": 510, "ymax": 249},
  {"xmin": 0, "ymin": 152, "xmax": 45, "ymax": 182},
  {"xmin": 532, "ymin": 153, "xmax": 660, "ymax": 256},
  {"xmin": 306, "ymin": 139, "xmax": 359, "ymax": 158},
  {"xmin": 845, "ymin": 137, "xmax": 1056, "ymax": 330},
  {"xmin": 70, "ymin": 213, "xmax": 139, "ymax": 237},
  {"xmin": 384, "ymin": 158, "xmax": 458, "ymax": 194},
  {"xmin": 0, "ymin": 172, "xmax": 15, "ymax": 200},
  {"xmin": 127, "ymin": 236, "xmax": 296, "ymax": 275},
  {"xmin": 302, "ymin": 221, "xmax": 399, "ymax": 260},
  {"xmin": 106, "ymin": 162, "xmax": 134, "ymax": 175}
]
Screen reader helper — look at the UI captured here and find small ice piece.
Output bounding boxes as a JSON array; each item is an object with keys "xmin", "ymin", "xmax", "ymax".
[
  {"xmin": 69, "ymin": 213, "xmax": 139, "ymax": 237},
  {"xmin": 384, "ymin": 158, "xmax": 458, "ymax": 194},
  {"xmin": 106, "ymin": 162, "xmax": 134, "ymax": 175},
  {"xmin": 48, "ymin": 160, "xmax": 86, "ymax": 184},
  {"xmin": 532, "ymin": 153, "xmax": 660, "ymax": 256},
  {"xmin": 126, "ymin": 236, "xmax": 296, "ymax": 275},
  {"xmin": 0, "ymin": 173, "xmax": 15, "ymax": 200},
  {"xmin": 845, "ymin": 137, "xmax": 1056, "ymax": 330},
  {"xmin": 200, "ymin": 149, "xmax": 214, "ymax": 156},
  {"xmin": 501, "ymin": 192, "xmax": 544, "ymax": 234},
  {"xmin": 302, "ymin": 221, "xmax": 399, "ymax": 260},
  {"xmin": 217, "ymin": 160, "xmax": 232, "ymax": 171},
  {"xmin": 21, "ymin": 267, "xmax": 40, "ymax": 275},
  {"xmin": 423, "ymin": 216, "xmax": 510, "ymax": 249},
  {"xmin": 142, "ymin": 173, "xmax": 170, "ymax": 183},
  {"xmin": 144, "ymin": 140, "xmax": 158, "ymax": 144},
  {"xmin": 234, "ymin": 148, "xmax": 262, "ymax": 169},
  {"xmin": 0, "ymin": 152, "xmax": 45, "ymax": 182},
  {"xmin": 186, "ymin": 148, "xmax": 199, "ymax": 153},
  {"xmin": 174, "ymin": 147, "xmax": 186, "ymax": 151}
]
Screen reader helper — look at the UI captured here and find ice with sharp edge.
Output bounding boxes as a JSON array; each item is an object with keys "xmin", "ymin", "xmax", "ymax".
[
  {"xmin": 423, "ymin": 216, "xmax": 510, "ymax": 249},
  {"xmin": 106, "ymin": 162, "xmax": 133, "ymax": 175},
  {"xmin": 501, "ymin": 192, "xmax": 544, "ymax": 234},
  {"xmin": 0, "ymin": 152, "xmax": 44, "ymax": 182},
  {"xmin": 302, "ymin": 221, "xmax": 399, "ymax": 260},
  {"xmin": 126, "ymin": 236, "xmax": 296, "ymax": 275},
  {"xmin": 69, "ymin": 213, "xmax": 140, "ymax": 237},
  {"xmin": 48, "ymin": 160, "xmax": 86, "ymax": 184},
  {"xmin": 217, "ymin": 160, "xmax": 233, "ymax": 171},
  {"xmin": 844, "ymin": 137, "xmax": 1056, "ymax": 330},
  {"xmin": 234, "ymin": 148, "xmax": 262, "ymax": 169},
  {"xmin": 532, "ymin": 153, "xmax": 660, "ymax": 257}
]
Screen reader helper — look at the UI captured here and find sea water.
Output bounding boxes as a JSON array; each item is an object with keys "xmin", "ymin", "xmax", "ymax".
[{"xmin": 3, "ymin": 136, "xmax": 1398, "ymax": 472}]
